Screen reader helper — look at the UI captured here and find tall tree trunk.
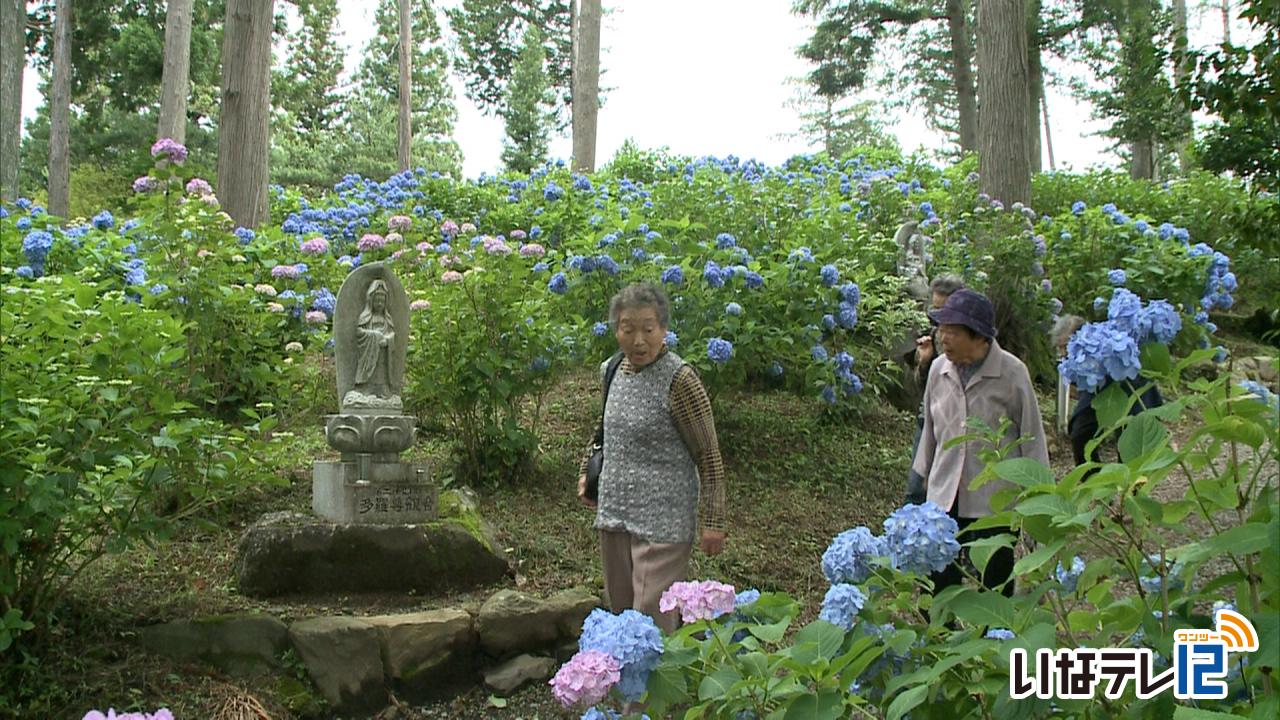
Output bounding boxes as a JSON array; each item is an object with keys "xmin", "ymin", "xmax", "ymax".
[
  {"xmin": 158, "ymin": 0, "xmax": 194, "ymax": 143},
  {"xmin": 1221, "ymin": 0, "xmax": 1231, "ymax": 44},
  {"xmin": 977, "ymin": 0, "xmax": 1031, "ymax": 206},
  {"xmin": 946, "ymin": 0, "xmax": 978, "ymax": 154},
  {"xmin": 1130, "ymin": 140, "xmax": 1155, "ymax": 180},
  {"xmin": 571, "ymin": 0, "xmax": 600, "ymax": 172},
  {"xmin": 47, "ymin": 0, "xmax": 73, "ymax": 219},
  {"xmin": 1026, "ymin": 0, "xmax": 1042, "ymax": 174},
  {"xmin": 217, "ymin": 0, "xmax": 274, "ymax": 229},
  {"xmin": 1041, "ymin": 92, "xmax": 1055, "ymax": 170},
  {"xmin": 0, "ymin": 0, "xmax": 24, "ymax": 203},
  {"xmin": 1171, "ymin": 0, "xmax": 1192, "ymax": 172},
  {"xmin": 397, "ymin": 0, "xmax": 411, "ymax": 172}
]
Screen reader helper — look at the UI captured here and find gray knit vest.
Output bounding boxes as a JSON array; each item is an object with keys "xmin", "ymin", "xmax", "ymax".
[{"xmin": 594, "ymin": 351, "xmax": 700, "ymax": 543}]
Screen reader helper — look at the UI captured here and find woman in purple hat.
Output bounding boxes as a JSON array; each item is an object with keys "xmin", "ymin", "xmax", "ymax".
[{"xmin": 910, "ymin": 288, "xmax": 1049, "ymax": 596}]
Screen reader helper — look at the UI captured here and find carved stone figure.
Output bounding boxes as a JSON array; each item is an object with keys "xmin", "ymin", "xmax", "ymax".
[{"xmin": 345, "ymin": 279, "xmax": 400, "ymax": 410}]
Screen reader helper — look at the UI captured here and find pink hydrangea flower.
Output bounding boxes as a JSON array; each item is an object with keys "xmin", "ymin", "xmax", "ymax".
[
  {"xmin": 150, "ymin": 137, "xmax": 188, "ymax": 163},
  {"xmin": 305, "ymin": 310, "xmax": 327, "ymax": 325},
  {"xmin": 388, "ymin": 215, "xmax": 412, "ymax": 232},
  {"xmin": 460, "ymin": 222, "xmax": 477, "ymax": 234},
  {"xmin": 285, "ymin": 341, "xmax": 304, "ymax": 352},
  {"xmin": 185, "ymin": 178, "xmax": 212, "ymax": 195},
  {"xmin": 266, "ymin": 302, "xmax": 285, "ymax": 313},
  {"xmin": 482, "ymin": 236, "xmax": 512, "ymax": 255},
  {"xmin": 441, "ymin": 270, "xmax": 463, "ymax": 284},
  {"xmin": 519, "ymin": 243, "xmax": 546, "ymax": 258},
  {"xmin": 386, "ymin": 232, "xmax": 404, "ymax": 244},
  {"xmin": 410, "ymin": 299, "xmax": 431, "ymax": 311},
  {"xmin": 200, "ymin": 193, "xmax": 219, "ymax": 206},
  {"xmin": 440, "ymin": 254, "xmax": 456, "ymax": 268},
  {"xmin": 416, "ymin": 241, "xmax": 434, "ymax": 252},
  {"xmin": 390, "ymin": 249, "xmax": 405, "ymax": 261},
  {"xmin": 659, "ymin": 580, "xmax": 737, "ymax": 623},
  {"xmin": 132, "ymin": 176, "xmax": 159, "ymax": 193},
  {"xmin": 300, "ymin": 236, "xmax": 329, "ymax": 255},
  {"xmin": 510, "ymin": 229, "xmax": 528, "ymax": 240},
  {"xmin": 549, "ymin": 650, "xmax": 620, "ymax": 707},
  {"xmin": 357, "ymin": 233, "xmax": 387, "ymax": 252},
  {"xmin": 440, "ymin": 219, "xmax": 459, "ymax": 237},
  {"xmin": 254, "ymin": 283, "xmax": 278, "ymax": 296},
  {"xmin": 271, "ymin": 264, "xmax": 301, "ymax": 279}
]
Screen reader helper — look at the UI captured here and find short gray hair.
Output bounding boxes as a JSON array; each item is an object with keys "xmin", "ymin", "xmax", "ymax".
[
  {"xmin": 609, "ymin": 282, "xmax": 670, "ymax": 327},
  {"xmin": 1050, "ymin": 314, "xmax": 1086, "ymax": 350},
  {"xmin": 929, "ymin": 274, "xmax": 965, "ymax": 297}
]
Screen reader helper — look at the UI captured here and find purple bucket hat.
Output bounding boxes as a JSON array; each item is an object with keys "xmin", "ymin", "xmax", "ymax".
[{"xmin": 928, "ymin": 288, "xmax": 997, "ymax": 339}]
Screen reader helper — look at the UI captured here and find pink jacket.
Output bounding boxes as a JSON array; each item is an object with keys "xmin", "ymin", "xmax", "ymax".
[{"xmin": 911, "ymin": 340, "xmax": 1050, "ymax": 518}]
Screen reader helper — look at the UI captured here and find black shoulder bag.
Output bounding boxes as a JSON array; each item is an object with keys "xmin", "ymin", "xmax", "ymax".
[{"xmin": 584, "ymin": 352, "xmax": 625, "ymax": 501}]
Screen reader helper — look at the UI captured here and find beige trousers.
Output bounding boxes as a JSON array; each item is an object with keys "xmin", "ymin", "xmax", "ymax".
[{"xmin": 599, "ymin": 529, "xmax": 692, "ymax": 634}]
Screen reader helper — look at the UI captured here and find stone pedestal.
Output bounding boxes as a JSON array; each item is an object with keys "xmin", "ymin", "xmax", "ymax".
[{"xmin": 313, "ymin": 460, "xmax": 436, "ymax": 524}]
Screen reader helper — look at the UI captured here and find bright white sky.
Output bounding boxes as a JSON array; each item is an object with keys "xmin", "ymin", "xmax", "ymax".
[{"xmin": 19, "ymin": 0, "xmax": 1247, "ymax": 180}]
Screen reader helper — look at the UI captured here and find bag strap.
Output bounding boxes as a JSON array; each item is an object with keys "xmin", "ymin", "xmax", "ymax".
[{"xmin": 592, "ymin": 352, "xmax": 625, "ymax": 447}]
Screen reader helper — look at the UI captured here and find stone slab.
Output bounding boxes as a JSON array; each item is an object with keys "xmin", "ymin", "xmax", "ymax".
[
  {"xmin": 313, "ymin": 460, "xmax": 437, "ymax": 524},
  {"xmin": 235, "ymin": 513, "xmax": 508, "ymax": 597}
]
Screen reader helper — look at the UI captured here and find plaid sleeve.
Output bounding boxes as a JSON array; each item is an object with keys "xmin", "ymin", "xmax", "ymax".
[{"xmin": 669, "ymin": 364, "xmax": 727, "ymax": 533}]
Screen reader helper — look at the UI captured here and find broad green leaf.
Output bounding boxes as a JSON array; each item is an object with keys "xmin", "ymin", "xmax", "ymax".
[
  {"xmin": 1118, "ymin": 413, "xmax": 1167, "ymax": 462},
  {"xmin": 697, "ymin": 665, "xmax": 741, "ymax": 701},
  {"xmin": 968, "ymin": 533, "xmax": 1017, "ymax": 576},
  {"xmin": 1139, "ymin": 342, "xmax": 1172, "ymax": 374},
  {"xmin": 746, "ymin": 618, "xmax": 789, "ymax": 644},
  {"xmin": 794, "ymin": 620, "xmax": 845, "ymax": 660},
  {"xmin": 1172, "ymin": 707, "xmax": 1246, "ymax": 720},
  {"xmin": 1015, "ymin": 495, "xmax": 1076, "ymax": 518},
  {"xmin": 885, "ymin": 684, "xmax": 929, "ymax": 720},
  {"xmin": 1093, "ymin": 383, "xmax": 1128, "ymax": 428},
  {"xmin": 783, "ymin": 690, "xmax": 844, "ymax": 720},
  {"xmin": 1173, "ymin": 520, "xmax": 1276, "ymax": 564},
  {"xmin": 1013, "ymin": 540, "xmax": 1066, "ymax": 576},
  {"xmin": 994, "ymin": 457, "xmax": 1055, "ymax": 487},
  {"xmin": 943, "ymin": 588, "xmax": 1017, "ymax": 630}
]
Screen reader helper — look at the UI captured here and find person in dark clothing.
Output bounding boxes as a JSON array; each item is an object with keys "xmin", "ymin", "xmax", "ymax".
[
  {"xmin": 1052, "ymin": 315, "xmax": 1164, "ymax": 466},
  {"xmin": 905, "ymin": 274, "xmax": 965, "ymax": 504}
]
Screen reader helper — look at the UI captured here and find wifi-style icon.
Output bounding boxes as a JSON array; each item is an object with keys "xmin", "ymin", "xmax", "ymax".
[{"xmin": 1215, "ymin": 609, "xmax": 1259, "ymax": 652}]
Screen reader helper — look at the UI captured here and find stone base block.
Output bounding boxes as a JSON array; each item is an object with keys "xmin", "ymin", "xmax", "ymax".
[
  {"xmin": 235, "ymin": 511, "xmax": 508, "ymax": 597},
  {"xmin": 313, "ymin": 460, "xmax": 436, "ymax": 524}
]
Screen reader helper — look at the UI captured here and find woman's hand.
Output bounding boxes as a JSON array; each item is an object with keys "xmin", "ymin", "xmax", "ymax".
[
  {"xmin": 577, "ymin": 474, "xmax": 596, "ymax": 509},
  {"xmin": 700, "ymin": 528, "xmax": 726, "ymax": 556}
]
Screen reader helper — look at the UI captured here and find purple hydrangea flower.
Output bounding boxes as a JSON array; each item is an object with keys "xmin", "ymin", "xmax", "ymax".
[{"xmin": 151, "ymin": 137, "xmax": 188, "ymax": 163}]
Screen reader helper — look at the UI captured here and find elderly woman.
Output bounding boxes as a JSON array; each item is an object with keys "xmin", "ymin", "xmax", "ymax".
[
  {"xmin": 577, "ymin": 283, "xmax": 727, "ymax": 632},
  {"xmin": 912, "ymin": 289, "xmax": 1049, "ymax": 596},
  {"xmin": 904, "ymin": 273, "xmax": 966, "ymax": 503}
]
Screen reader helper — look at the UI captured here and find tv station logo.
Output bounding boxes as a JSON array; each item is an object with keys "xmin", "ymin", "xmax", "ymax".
[{"xmin": 1009, "ymin": 609, "xmax": 1259, "ymax": 701}]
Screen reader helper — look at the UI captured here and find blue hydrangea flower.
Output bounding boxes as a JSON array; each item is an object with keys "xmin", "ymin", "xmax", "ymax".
[
  {"xmin": 580, "ymin": 708, "xmax": 620, "ymax": 720},
  {"xmin": 123, "ymin": 258, "xmax": 147, "ymax": 286},
  {"xmin": 530, "ymin": 356, "xmax": 551, "ymax": 372},
  {"xmin": 548, "ymin": 272, "xmax": 568, "ymax": 295},
  {"xmin": 664, "ymin": 330, "xmax": 677, "ymax": 348},
  {"xmin": 92, "ymin": 210, "xmax": 114, "ymax": 230},
  {"xmin": 716, "ymin": 232, "xmax": 737, "ymax": 249},
  {"xmin": 788, "ymin": 246, "xmax": 814, "ymax": 263},
  {"xmin": 1056, "ymin": 555, "xmax": 1086, "ymax": 594},
  {"xmin": 833, "ymin": 351, "xmax": 854, "ymax": 372},
  {"xmin": 1141, "ymin": 299, "xmax": 1181, "ymax": 344},
  {"xmin": 148, "ymin": 283, "xmax": 168, "ymax": 296},
  {"xmin": 596, "ymin": 255, "xmax": 620, "ymax": 275},
  {"xmin": 1107, "ymin": 288, "xmax": 1151, "ymax": 342},
  {"xmin": 1238, "ymin": 380, "xmax": 1279, "ymax": 414},
  {"xmin": 743, "ymin": 271, "xmax": 764, "ymax": 289},
  {"xmin": 1108, "ymin": 269, "xmax": 1127, "ymax": 286},
  {"xmin": 837, "ymin": 302, "xmax": 858, "ymax": 329},
  {"xmin": 234, "ymin": 227, "xmax": 255, "ymax": 244},
  {"xmin": 707, "ymin": 338, "xmax": 733, "ymax": 364},
  {"xmin": 572, "ymin": 174, "xmax": 593, "ymax": 192},
  {"xmin": 15, "ymin": 265, "xmax": 35, "ymax": 279},
  {"xmin": 16, "ymin": 216, "xmax": 31, "ymax": 231},
  {"xmin": 767, "ymin": 361, "xmax": 784, "ymax": 377},
  {"xmin": 811, "ymin": 344, "xmax": 829, "ymax": 363},
  {"xmin": 661, "ymin": 265, "xmax": 684, "ymax": 285},
  {"xmin": 632, "ymin": 247, "xmax": 649, "ymax": 261},
  {"xmin": 1059, "ymin": 320, "xmax": 1141, "ymax": 392},
  {"xmin": 822, "ymin": 526, "xmax": 884, "ymax": 584},
  {"xmin": 22, "ymin": 230, "xmax": 54, "ymax": 267},
  {"xmin": 532, "ymin": 261, "xmax": 549, "ymax": 273},
  {"xmin": 985, "ymin": 628, "xmax": 1016, "ymax": 640},
  {"xmin": 821, "ymin": 314, "xmax": 836, "ymax": 331},
  {"xmin": 819, "ymin": 584, "xmax": 866, "ymax": 631},
  {"xmin": 882, "ymin": 502, "xmax": 961, "ymax": 575},
  {"xmin": 820, "ymin": 264, "xmax": 840, "ymax": 287},
  {"xmin": 703, "ymin": 260, "xmax": 726, "ymax": 288},
  {"xmin": 820, "ymin": 385, "xmax": 837, "ymax": 404},
  {"xmin": 838, "ymin": 282, "xmax": 861, "ymax": 305},
  {"xmin": 1138, "ymin": 557, "xmax": 1185, "ymax": 594},
  {"xmin": 734, "ymin": 589, "xmax": 761, "ymax": 608},
  {"xmin": 578, "ymin": 609, "xmax": 664, "ymax": 702},
  {"xmin": 645, "ymin": 230, "xmax": 662, "ymax": 242},
  {"xmin": 725, "ymin": 302, "xmax": 742, "ymax": 316},
  {"xmin": 543, "ymin": 182, "xmax": 564, "ymax": 201},
  {"xmin": 311, "ymin": 287, "xmax": 337, "ymax": 317},
  {"xmin": 592, "ymin": 321, "xmax": 609, "ymax": 337}
]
